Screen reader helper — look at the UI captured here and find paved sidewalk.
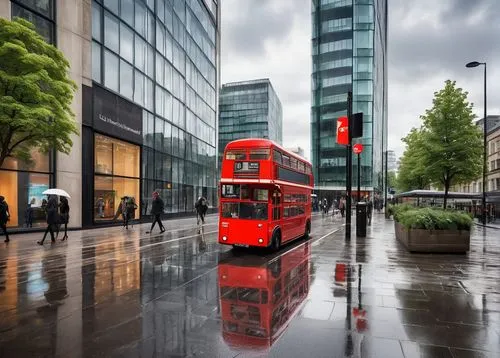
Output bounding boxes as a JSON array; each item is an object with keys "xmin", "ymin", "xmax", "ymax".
[{"xmin": 305, "ymin": 214, "xmax": 500, "ymax": 357}]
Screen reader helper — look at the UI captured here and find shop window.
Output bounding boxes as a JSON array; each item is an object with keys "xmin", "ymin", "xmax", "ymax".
[
  {"xmin": 113, "ymin": 138, "xmax": 140, "ymax": 177},
  {"xmin": 0, "ymin": 170, "xmax": 51, "ymax": 228},
  {"xmin": 94, "ymin": 134, "xmax": 140, "ymax": 222}
]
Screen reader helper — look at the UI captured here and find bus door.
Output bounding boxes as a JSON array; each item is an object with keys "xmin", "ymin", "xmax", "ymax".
[{"xmin": 271, "ymin": 188, "xmax": 282, "ymax": 227}]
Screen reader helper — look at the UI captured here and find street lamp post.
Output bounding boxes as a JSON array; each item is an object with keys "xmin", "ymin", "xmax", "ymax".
[{"xmin": 466, "ymin": 61, "xmax": 487, "ymax": 225}]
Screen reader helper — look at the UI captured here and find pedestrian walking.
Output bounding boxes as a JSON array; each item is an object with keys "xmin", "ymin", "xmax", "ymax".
[
  {"xmin": 339, "ymin": 197, "xmax": 346, "ymax": 218},
  {"xmin": 25, "ymin": 198, "xmax": 35, "ymax": 228},
  {"xmin": 147, "ymin": 191, "xmax": 165, "ymax": 234},
  {"xmin": 322, "ymin": 198, "xmax": 328, "ymax": 217},
  {"xmin": 0, "ymin": 196, "xmax": 10, "ymax": 243},
  {"xmin": 124, "ymin": 197, "xmax": 138, "ymax": 230},
  {"xmin": 58, "ymin": 196, "xmax": 70, "ymax": 241},
  {"xmin": 366, "ymin": 195, "xmax": 373, "ymax": 226},
  {"xmin": 38, "ymin": 195, "xmax": 58, "ymax": 245},
  {"xmin": 195, "ymin": 196, "xmax": 208, "ymax": 225}
]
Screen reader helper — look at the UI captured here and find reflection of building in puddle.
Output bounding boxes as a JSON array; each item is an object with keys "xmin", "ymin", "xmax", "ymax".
[
  {"xmin": 94, "ymin": 241, "xmax": 140, "ymax": 299},
  {"xmin": 218, "ymin": 243, "xmax": 311, "ymax": 352},
  {"xmin": 0, "ymin": 256, "xmax": 18, "ymax": 332},
  {"xmin": 140, "ymin": 239, "xmax": 219, "ymax": 356}
]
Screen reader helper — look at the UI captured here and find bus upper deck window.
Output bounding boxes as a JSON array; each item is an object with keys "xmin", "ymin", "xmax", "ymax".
[
  {"xmin": 226, "ymin": 151, "xmax": 246, "ymax": 160},
  {"xmin": 249, "ymin": 149, "xmax": 270, "ymax": 160}
]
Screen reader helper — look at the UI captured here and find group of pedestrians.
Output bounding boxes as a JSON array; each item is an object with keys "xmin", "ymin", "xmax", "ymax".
[
  {"xmin": 321, "ymin": 197, "xmax": 347, "ymax": 218},
  {"xmin": 0, "ymin": 195, "xmax": 70, "ymax": 245},
  {"xmin": 1, "ymin": 191, "xmax": 211, "ymax": 243},
  {"xmin": 320, "ymin": 195, "xmax": 376, "ymax": 224}
]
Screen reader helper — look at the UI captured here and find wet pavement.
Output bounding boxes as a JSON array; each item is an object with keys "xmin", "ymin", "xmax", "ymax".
[{"xmin": 0, "ymin": 213, "xmax": 499, "ymax": 357}]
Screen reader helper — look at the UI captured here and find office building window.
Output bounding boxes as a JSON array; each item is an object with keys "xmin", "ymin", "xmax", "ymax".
[{"xmin": 11, "ymin": 0, "xmax": 55, "ymax": 44}]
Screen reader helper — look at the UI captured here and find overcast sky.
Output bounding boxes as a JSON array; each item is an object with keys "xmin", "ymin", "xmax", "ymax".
[{"xmin": 220, "ymin": 0, "xmax": 500, "ymax": 160}]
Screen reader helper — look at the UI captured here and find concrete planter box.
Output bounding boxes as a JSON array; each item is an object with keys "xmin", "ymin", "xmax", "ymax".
[{"xmin": 394, "ymin": 221, "xmax": 470, "ymax": 253}]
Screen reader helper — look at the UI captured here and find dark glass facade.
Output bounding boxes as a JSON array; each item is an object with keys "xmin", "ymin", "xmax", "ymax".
[
  {"xmin": 311, "ymin": 0, "xmax": 387, "ymax": 193},
  {"xmin": 218, "ymin": 79, "xmax": 283, "ymax": 162},
  {"xmin": 90, "ymin": 0, "xmax": 219, "ymax": 220}
]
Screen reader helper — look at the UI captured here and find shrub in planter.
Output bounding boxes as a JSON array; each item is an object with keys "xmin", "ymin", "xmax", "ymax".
[
  {"xmin": 396, "ymin": 208, "xmax": 472, "ymax": 231},
  {"xmin": 391, "ymin": 204, "xmax": 415, "ymax": 221},
  {"xmin": 393, "ymin": 206, "xmax": 472, "ymax": 253}
]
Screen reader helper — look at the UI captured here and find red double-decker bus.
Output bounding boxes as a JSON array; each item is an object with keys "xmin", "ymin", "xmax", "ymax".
[
  {"xmin": 218, "ymin": 243, "xmax": 311, "ymax": 351},
  {"xmin": 219, "ymin": 139, "xmax": 314, "ymax": 249}
]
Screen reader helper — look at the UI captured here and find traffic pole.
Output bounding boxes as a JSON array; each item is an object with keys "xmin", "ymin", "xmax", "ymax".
[
  {"xmin": 357, "ymin": 153, "xmax": 361, "ymax": 203},
  {"xmin": 345, "ymin": 91, "xmax": 353, "ymax": 240}
]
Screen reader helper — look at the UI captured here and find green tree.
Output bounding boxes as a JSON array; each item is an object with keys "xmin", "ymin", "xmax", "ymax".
[
  {"xmin": 387, "ymin": 171, "xmax": 397, "ymax": 191},
  {"xmin": 396, "ymin": 128, "xmax": 430, "ymax": 192},
  {"xmin": 420, "ymin": 80, "xmax": 482, "ymax": 208},
  {"xmin": 0, "ymin": 18, "xmax": 78, "ymax": 168}
]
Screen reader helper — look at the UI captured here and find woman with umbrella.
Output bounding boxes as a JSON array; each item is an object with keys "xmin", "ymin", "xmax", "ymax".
[{"xmin": 38, "ymin": 195, "xmax": 58, "ymax": 245}]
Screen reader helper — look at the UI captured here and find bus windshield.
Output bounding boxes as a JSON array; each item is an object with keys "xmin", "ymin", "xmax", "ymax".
[
  {"xmin": 222, "ymin": 202, "xmax": 268, "ymax": 220},
  {"xmin": 221, "ymin": 184, "xmax": 269, "ymax": 201}
]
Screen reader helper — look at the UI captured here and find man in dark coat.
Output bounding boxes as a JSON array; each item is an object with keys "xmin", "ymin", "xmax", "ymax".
[
  {"xmin": 195, "ymin": 197, "xmax": 208, "ymax": 225},
  {"xmin": 366, "ymin": 195, "xmax": 373, "ymax": 226},
  {"xmin": 147, "ymin": 191, "xmax": 165, "ymax": 234},
  {"xmin": 0, "ymin": 196, "xmax": 10, "ymax": 243},
  {"xmin": 38, "ymin": 195, "xmax": 58, "ymax": 245}
]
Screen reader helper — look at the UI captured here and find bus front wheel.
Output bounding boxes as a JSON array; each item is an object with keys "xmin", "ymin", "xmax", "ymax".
[{"xmin": 271, "ymin": 230, "xmax": 281, "ymax": 251}]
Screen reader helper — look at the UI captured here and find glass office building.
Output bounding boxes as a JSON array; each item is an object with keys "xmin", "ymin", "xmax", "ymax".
[
  {"xmin": 218, "ymin": 79, "xmax": 283, "ymax": 162},
  {"xmin": 311, "ymin": 0, "xmax": 388, "ymax": 195},
  {"xmin": 0, "ymin": 0, "xmax": 220, "ymax": 229},
  {"xmin": 86, "ymin": 0, "xmax": 220, "ymax": 225}
]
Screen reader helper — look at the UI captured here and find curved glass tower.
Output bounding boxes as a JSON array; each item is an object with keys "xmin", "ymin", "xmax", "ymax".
[{"xmin": 311, "ymin": 0, "xmax": 387, "ymax": 196}]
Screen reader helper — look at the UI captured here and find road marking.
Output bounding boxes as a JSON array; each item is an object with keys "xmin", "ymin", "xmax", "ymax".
[{"xmin": 268, "ymin": 225, "xmax": 344, "ymax": 264}]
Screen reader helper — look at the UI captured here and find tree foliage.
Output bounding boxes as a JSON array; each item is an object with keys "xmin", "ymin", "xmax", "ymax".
[
  {"xmin": 396, "ymin": 128, "xmax": 430, "ymax": 192},
  {"xmin": 387, "ymin": 171, "xmax": 397, "ymax": 191},
  {"xmin": 0, "ymin": 17, "xmax": 78, "ymax": 168},
  {"xmin": 398, "ymin": 80, "xmax": 482, "ymax": 208},
  {"xmin": 420, "ymin": 80, "xmax": 482, "ymax": 208}
]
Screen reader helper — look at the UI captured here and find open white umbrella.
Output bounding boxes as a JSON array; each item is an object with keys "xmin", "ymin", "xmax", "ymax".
[{"xmin": 42, "ymin": 188, "xmax": 71, "ymax": 198}]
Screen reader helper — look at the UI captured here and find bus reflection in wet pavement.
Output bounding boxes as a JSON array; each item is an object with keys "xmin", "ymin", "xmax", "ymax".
[{"xmin": 218, "ymin": 242, "xmax": 311, "ymax": 353}]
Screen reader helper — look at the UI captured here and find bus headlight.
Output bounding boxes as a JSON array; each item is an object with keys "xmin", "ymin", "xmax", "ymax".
[
  {"xmin": 258, "ymin": 238, "xmax": 263, "ymax": 244},
  {"xmin": 222, "ymin": 236, "xmax": 228, "ymax": 241}
]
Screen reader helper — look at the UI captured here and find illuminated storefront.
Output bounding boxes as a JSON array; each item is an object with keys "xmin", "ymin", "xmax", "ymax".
[
  {"xmin": 94, "ymin": 134, "xmax": 140, "ymax": 221},
  {"xmin": 82, "ymin": 85, "xmax": 143, "ymax": 226},
  {"xmin": 0, "ymin": 150, "xmax": 54, "ymax": 228}
]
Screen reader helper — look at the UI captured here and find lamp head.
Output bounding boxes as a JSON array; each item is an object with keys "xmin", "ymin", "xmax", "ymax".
[{"xmin": 466, "ymin": 61, "xmax": 482, "ymax": 68}]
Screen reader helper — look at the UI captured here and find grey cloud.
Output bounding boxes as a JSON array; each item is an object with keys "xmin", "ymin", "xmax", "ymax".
[
  {"xmin": 221, "ymin": 0, "xmax": 308, "ymax": 58},
  {"xmin": 220, "ymin": 0, "xmax": 500, "ymax": 161},
  {"xmin": 388, "ymin": 0, "xmax": 500, "ymax": 157}
]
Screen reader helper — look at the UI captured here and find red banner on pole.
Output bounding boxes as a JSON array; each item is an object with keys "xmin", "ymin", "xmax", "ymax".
[{"xmin": 336, "ymin": 116, "xmax": 349, "ymax": 145}]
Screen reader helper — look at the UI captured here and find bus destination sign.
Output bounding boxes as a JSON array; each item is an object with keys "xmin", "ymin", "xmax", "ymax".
[{"xmin": 234, "ymin": 161, "xmax": 260, "ymax": 173}]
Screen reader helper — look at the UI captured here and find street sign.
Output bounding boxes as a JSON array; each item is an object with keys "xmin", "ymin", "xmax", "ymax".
[
  {"xmin": 353, "ymin": 143, "xmax": 364, "ymax": 154},
  {"xmin": 336, "ymin": 116, "xmax": 349, "ymax": 145}
]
